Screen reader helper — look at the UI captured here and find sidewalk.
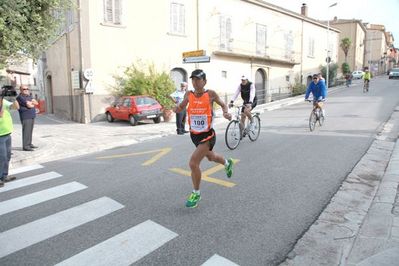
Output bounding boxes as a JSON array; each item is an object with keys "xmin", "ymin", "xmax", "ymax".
[{"xmin": 8, "ymin": 80, "xmax": 399, "ymax": 265}]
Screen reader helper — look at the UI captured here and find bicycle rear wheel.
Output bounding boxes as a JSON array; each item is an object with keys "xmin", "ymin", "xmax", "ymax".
[
  {"xmin": 225, "ymin": 120, "xmax": 241, "ymax": 150},
  {"xmin": 309, "ymin": 111, "xmax": 317, "ymax": 131},
  {"xmin": 248, "ymin": 115, "xmax": 261, "ymax": 141}
]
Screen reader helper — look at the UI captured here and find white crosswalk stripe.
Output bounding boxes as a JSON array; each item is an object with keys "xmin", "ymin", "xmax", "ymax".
[
  {"xmin": 0, "ymin": 182, "xmax": 87, "ymax": 216},
  {"xmin": 55, "ymin": 220, "xmax": 178, "ymax": 266},
  {"xmin": 0, "ymin": 171, "xmax": 62, "ymax": 193},
  {"xmin": 2, "ymin": 165, "xmax": 237, "ymax": 265},
  {"xmin": 9, "ymin": 164, "xmax": 44, "ymax": 175},
  {"xmin": 201, "ymin": 254, "xmax": 240, "ymax": 266},
  {"xmin": 0, "ymin": 197, "xmax": 124, "ymax": 258}
]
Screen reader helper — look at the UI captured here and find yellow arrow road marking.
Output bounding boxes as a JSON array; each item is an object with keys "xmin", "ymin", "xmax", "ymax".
[
  {"xmin": 96, "ymin": 148, "xmax": 172, "ymax": 166},
  {"xmin": 169, "ymin": 162, "xmax": 237, "ymax": 188}
]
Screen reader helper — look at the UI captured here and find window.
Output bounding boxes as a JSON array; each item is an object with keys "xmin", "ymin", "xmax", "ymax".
[
  {"xmin": 170, "ymin": 2, "xmax": 185, "ymax": 35},
  {"xmin": 256, "ymin": 24, "xmax": 267, "ymax": 56},
  {"xmin": 220, "ymin": 16, "xmax": 232, "ymax": 50},
  {"xmin": 308, "ymin": 37, "xmax": 315, "ymax": 57},
  {"xmin": 122, "ymin": 98, "xmax": 130, "ymax": 107},
  {"xmin": 104, "ymin": 0, "xmax": 122, "ymax": 25},
  {"xmin": 285, "ymin": 31, "xmax": 294, "ymax": 59}
]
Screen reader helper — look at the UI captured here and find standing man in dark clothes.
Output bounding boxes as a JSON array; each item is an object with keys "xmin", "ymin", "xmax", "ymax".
[{"xmin": 16, "ymin": 85, "xmax": 38, "ymax": 151}]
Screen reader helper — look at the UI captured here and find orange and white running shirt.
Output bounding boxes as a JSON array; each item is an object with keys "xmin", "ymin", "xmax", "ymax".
[{"xmin": 187, "ymin": 90, "xmax": 213, "ymax": 134}]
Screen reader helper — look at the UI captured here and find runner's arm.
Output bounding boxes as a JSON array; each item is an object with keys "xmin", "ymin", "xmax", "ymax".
[{"xmin": 210, "ymin": 90, "xmax": 231, "ymax": 120}]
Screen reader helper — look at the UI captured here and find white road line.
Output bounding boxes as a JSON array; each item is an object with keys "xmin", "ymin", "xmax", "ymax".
[
  {"xmin": 9, "ymin": 164, "xmax": 44, "ymax": 175},
  {"xmin": 55, "ymin": 220, "xmax": 178, "ymax": 266},
  {"xmin": 0, "ymin": 172, "xmax": 62, "ymax": 193},
  {"xmin": 0, "ymin": 197, "xmax": 124, "ymax": 258},
  {"xmin": 201, "ymin": 254, "xmax": 240, "ymax": 266},
  {"xmin": 0, "ymin": 182, "xmax": 87, "ymax": 216}
]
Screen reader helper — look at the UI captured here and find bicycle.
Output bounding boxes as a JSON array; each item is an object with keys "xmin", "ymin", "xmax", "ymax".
[
  {"xmin": 307, "ymin": 100, "xmax": 325, "ymax": 132},
  {"xmin": 363, "ymin": 79, "xmax": 369, "ymax": 93},
  {"xmin": 225, "ymin": 104, "xmax": 261, "ymax": 150}
]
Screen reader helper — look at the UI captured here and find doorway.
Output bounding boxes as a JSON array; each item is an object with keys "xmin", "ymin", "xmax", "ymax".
[{"xmin": 255, "ymin": 68, "xmax": 267, "ymax": 104}]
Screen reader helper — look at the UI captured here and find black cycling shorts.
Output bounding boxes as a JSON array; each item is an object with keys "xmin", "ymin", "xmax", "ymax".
[
  {"xmin": 242, "ymin": 101, "xmax": 257, "ymax": 113},
  {"xmin": 190, "ymin": 128, "xmax": 216, "ymax": 151}
]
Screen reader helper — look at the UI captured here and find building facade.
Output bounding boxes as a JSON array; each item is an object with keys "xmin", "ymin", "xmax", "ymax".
[
  {"xmin": 365, "ymin": 24, "xmax": 390, "ymax": 75},
  {"xmin": 39, "ymin": 0, "xmax": 339, "ymax": 123},
  {"xmin": 329, "ymin": 18, "xmax": 366, "ymax": 73}
]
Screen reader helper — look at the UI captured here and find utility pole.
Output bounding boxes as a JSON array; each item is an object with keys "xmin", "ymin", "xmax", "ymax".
[{"xmin": 326, "ymin": 2, "xmax": 337, "ymax": 90}]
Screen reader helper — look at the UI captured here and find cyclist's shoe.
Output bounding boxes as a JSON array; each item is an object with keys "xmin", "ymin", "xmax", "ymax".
[
  {"xmin": 185, "ymin": 192, "xmax": 201, "ymax": 208},
  {"xmin": 225, "ymin": 158, "xmax": 234, "ymax": 178}
]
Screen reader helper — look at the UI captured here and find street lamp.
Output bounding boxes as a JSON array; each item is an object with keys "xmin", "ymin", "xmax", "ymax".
[{"xmin": 326, "ymin": 2, "xmax": 337, "ymax": 90}]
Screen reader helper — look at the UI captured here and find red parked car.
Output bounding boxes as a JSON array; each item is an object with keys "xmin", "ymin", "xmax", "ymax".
[{"xmin": 105, "ymin": 96, "xmax": 163, "ymax": 126}]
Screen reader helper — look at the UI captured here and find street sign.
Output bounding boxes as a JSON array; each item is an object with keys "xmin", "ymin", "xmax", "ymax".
[
  {"xmin": 83, "ymin": 68, "xmax": 94, "ymax": 80},
  {"xmin": 182, "ymin": 50, "xmax": 205, "ymax": 58},
  {"xmin": 183, "ymin": 56, "xmax": 211, "ymax": 64},
  {"xmin": 325, "ymin": 56, "xmax": 331, "ymax": 63}
]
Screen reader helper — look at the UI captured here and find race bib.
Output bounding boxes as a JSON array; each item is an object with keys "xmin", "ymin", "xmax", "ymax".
[{"xmin": 190, "ymin": 115, "xmax": 208, "ymax": 132}]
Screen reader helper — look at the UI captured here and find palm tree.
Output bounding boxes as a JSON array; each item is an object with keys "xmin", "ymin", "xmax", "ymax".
[{"xmin": 340, "ymin": 37, "xmax": 352, "ymax": 63}]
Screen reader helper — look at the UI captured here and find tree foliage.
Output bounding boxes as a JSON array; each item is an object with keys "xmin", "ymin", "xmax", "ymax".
[
  {"xmin": 111, "ymin": 61, "xmax": 176, "ymax": 109},
  {"xmin": 0, "ymin": 0, "xmax": 72, "ymax": 68},
  {"xmin": 340, "ymin": 37, "xmax": 352, "ymax": 63},
  {"xmin": 341, "ymin": 62, "xmax": 350, "ymax": 74},
  {"xmin": 320, "ymin": 63, "xmax": 338, "ymax": 86}
]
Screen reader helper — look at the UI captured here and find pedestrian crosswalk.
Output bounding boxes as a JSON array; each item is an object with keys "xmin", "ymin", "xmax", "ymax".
[{"xmin": 0, "ymin": 164, "xmax": 240, "ymax": 265}]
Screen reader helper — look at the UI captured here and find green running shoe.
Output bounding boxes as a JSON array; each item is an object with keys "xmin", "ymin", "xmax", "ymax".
[
  {"xmin": 185, "ymin": 192, "xmax": 201, "ymax": 208},
  {"xmin": 225, "ymin": 158, "xmax": 233, "ymax": 178}
]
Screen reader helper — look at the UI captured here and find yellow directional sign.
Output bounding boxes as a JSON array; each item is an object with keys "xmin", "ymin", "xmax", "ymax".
[
  {"xmin": 96, "ymin": 148, "xmax": 172, "ymax": 166},
  {"xmin": 182, "ymin": 49, "xmax": 206, "ymax": 58},
  {"xmin": 169, "ymin": 159, "xmax": 239, "ymax": 188}
]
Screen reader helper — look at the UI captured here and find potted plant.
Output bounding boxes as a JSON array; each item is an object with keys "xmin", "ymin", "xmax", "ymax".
[{"xmin": 111, "ymin": 61, "xmax": 175, "ymax": 122}]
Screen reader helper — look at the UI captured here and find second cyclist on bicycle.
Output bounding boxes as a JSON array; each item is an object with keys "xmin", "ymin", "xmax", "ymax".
[
  {"xmin": 229, "ymin": 75, "xmax": 257, "ymax": 131},
  {"xmin": 305, "ymin": 74, "xmax": 327, "ymax": 116},
  {"xmin": 363, "ymin": 67, "xmax": 371, "ymax": 92}
]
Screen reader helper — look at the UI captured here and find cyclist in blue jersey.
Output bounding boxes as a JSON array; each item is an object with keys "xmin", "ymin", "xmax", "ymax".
[{"xmin": 305, "ymin": 74, "xmax": 327, "ymax": 116}]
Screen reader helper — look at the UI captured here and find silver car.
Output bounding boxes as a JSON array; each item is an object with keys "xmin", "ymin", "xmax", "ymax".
[
  {"xmin": 388, "ymin": 68, "xmax": 399, "ymax": 79},
  {"xmin": 352, "ymin": 70, "xmax": 364, "ymax": 79}
]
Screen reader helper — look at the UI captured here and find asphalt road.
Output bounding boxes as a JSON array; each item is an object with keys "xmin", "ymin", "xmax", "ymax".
[{"xmin": 1, "ymin": 77, "xmax": 399, "ymax": 266}]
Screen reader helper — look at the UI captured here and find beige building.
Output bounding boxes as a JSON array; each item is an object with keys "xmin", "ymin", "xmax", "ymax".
[
  {"xmin": 329, "ymin": 18, "xmax": 366, "ymax": 74},
  {"xmin": 365, "ymin": 24, "xmax": 391, "ymax": 75},
  {"xmin": 39, "ymin": 0, "xmax": 339, "ymax": 123}
]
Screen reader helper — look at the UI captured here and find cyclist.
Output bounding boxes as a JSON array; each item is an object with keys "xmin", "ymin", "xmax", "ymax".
[
  {"xmin": 229, "ymin": 75, "xmax": 257, "ymax": 131},
  {"xmin": 174, "ymin": 69, "xmax": 233, "ymax": 208},
  {"xmin": 305, "ymin": 74, "xmax": 327, "ymax": 116},
  {"xmin": 363, "ymin": 67, "xmax": 371, "ymax": 90}
]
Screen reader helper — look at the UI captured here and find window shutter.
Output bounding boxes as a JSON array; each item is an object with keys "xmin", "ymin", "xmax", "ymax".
[
  {"xmin": 226, "ymin": 18, "xmax": 232, "ymax": 50},
  {"xmin": 179, "ymin": 4, "xmax": 185, "ymax": 34},
  {"xmin": 105, "ymin": 0, "xmax": 113, "ymax": 22},
  {"xmin": 114, "ymin": 0, "xmax": 121, "ymax": 24},
  {"xmin": 219, "ymin": 16, "xmax": 226, "ymax": 49},
  {"xmin": 256, "ymin": 24, "xmax": 267, "ymax": 55},
  {"xmin": 170, "ymin": 3, "xmax": 184, "ymax": 34}
]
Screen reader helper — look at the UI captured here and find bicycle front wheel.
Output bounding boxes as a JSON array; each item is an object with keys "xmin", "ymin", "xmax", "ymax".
[
  {"xmin": 225, "ymin": 120, "xmax": 241, "ymax": 150},
  {"xmin": 248, "ymin": 115, "xmax": 261, "ymax": 141},
  {"xmin": 317, "ymin": 108, "xmax": 324, "ymax": 126},
  {"xmin": 309, "ymin": 111, "xmax": 317, "ymax": 131}
]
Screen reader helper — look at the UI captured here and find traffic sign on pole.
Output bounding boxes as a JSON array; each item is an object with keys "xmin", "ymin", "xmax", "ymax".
[
  {"xmin": 182, "ymin": 56, "xmax": 211, "ymax": 64},
  {"xmin": 182, "ymin": 50, "xmax": 206, "ymax": 58}
]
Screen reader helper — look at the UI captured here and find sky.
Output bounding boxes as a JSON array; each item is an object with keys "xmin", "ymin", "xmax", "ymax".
[{"xmin": 266, "ymin": 0, "xmax": 399, "ymax": 47}]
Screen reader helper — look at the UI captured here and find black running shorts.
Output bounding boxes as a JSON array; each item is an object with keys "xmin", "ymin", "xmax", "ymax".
[{"xmin": 190, "ymin": 128, "xmax": 216, "ymax": 151}]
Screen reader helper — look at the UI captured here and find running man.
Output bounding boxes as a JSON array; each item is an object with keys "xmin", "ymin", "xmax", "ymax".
[{"xmin": 174, "ymin": 69, "xmax": 234, "ymax": 208}]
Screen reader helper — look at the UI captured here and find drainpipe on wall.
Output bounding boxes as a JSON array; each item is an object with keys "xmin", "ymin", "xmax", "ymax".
[
  {"xmin": 195, "ymin": 0, "xmax": 199, "ymax": 69},
  {"xmin": 300, "ymin": 19, "xmax": 304, "ymax": 84},
  {"xmin": 65, "ymin": 22, "xmax": 74, "ymax": 121},
  {"xmin": 78, "ymin": 0, "xmax": 85, "ymax": 123}
]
